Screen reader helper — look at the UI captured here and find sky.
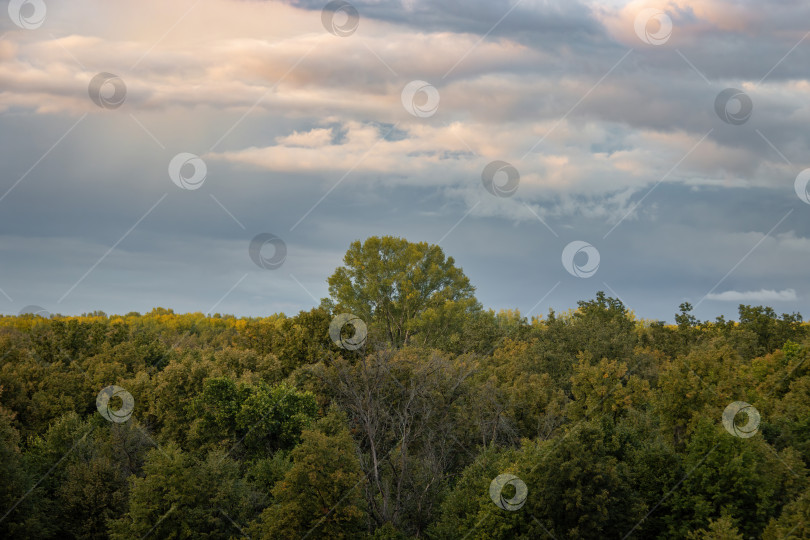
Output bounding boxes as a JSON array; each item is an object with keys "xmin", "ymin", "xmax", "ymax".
[{"xmin": 0, "ymin": 0, "xmax": 809, "ymax": 323}]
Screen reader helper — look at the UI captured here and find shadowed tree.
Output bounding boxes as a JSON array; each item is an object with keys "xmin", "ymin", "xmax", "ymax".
[
  {"xmin": 0, "ymin": 397, "xmax": 29, "ymax": 539},
  {"xmin": 252, "ymin": 415, "xmax": 366, "ymax": 540},
  {"xmin": 323, "ymin": 347, "xmax": 474, "ymax": 535},
  {"xmin": 737, "ymin": 304, "xmax": 805, "ymax": 358},
  {"xmin": 762, "ymin": 486, "xmax": 810, "ymax": 539},
  {"xmin": 108, "ymin": 444, "xmax": 258, "ymax": 539}
]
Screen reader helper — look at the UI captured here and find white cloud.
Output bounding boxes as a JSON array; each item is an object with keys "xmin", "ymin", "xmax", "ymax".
[
  {"xmin": 706, "ymin": 288, "xmax": 798, "ymax": 302},
  {"xmin": 276, "ymin": 128, "xmax": 334, "ymax": 147}
]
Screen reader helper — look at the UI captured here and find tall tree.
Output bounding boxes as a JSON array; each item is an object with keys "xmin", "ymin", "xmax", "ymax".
[{"xmin": 326, "ymin": 236, "xmax": 479, "ymax": 347}]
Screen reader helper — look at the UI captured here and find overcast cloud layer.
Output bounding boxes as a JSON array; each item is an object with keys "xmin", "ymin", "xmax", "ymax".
[{"xmin": 1, "ymin": 0, "xmax": 809, "ymax": 322}]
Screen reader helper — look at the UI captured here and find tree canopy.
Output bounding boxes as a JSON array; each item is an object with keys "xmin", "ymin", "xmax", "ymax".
[
  {"xmin": 0, "ymin": 237, "xmax": 808, "ymax": 538},
  {"xmin": 326, "ymin": 236, "xmax": 479, "ymax": 347}
]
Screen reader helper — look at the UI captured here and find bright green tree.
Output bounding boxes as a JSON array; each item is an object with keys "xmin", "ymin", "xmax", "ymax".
[
  {"xmin": 188, "ymin": 378, "xmax": 318, "ymax": 458},
  {"xmin": 326, "ymin": 236, "xmax": 479, "ymax": 347}
]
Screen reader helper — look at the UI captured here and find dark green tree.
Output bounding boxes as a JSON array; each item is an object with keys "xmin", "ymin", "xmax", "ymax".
[
  {"xmin": 252, "ymin": 419, "xmax": 366, "ymax": 539},
  {"xmin": 109, "ymin": 444, "xmax": 258, "ymax": 539}
]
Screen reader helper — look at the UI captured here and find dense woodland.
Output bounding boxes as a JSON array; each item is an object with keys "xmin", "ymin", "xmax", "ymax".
[{"xmin": 0, "ymin": 236, "xmax": 808, "ymax": 539}]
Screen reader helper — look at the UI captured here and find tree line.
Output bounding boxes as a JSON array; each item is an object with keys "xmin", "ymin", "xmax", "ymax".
[{"xmin": 0, "ymin": 236, "xmax": 808, "ymax": 538}]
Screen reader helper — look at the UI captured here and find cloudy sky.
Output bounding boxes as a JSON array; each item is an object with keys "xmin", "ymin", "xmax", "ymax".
[{"xmin": 1, "ymin": 0, "xmax": 809, "ymax": 322}]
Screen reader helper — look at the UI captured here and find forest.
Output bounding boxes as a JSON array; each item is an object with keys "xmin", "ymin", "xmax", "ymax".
[{"xmin": 0, "ymin": 236, "xmax": 808, "ymax": 539}]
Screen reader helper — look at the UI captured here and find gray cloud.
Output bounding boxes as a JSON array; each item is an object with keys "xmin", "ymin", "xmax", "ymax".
[{"xmin": 1, "ymin": 0, "xmax": 808, "ymax": 322}]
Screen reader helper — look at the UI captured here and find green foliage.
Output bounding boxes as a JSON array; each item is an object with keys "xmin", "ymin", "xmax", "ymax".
[
  {"xmin": 763, "ymin": 486, "xmax": 810, "ymax": 539},
  {"xmin": 568, "ymin": 354, "xmax": 651, "ymax": 421},
  {"xmin": 737, "ymin": 305, "xmax": 805, "ymax": 357},
  {"xmin": 661, "ymin": 417, "xmax": 803, "ymax": 538},
  {"xmin": 188, "ymin": 377, "xmax": 318, "ymax": 459},
  {"xmin": 109, "ymin": 444, "xmax": 258, "ymax": 539},
  {"xmin": 686, "ymin": 514, "xmax": 744, "ymax": 540},
  {"xmin": 0, "ymin": 398, "xmax": 28, "ymax": 539},
  {"xmin": 0, "ymin": 238, "xmax": 808, "ymax": 539},
  {"xmin": 252, "ymin": 423, "xmax": 366, "ymax": 539},
  {"xmin": 433, "ymin": 416, "xmax": 680, "ymax": 539},
  {"xmin": 327, "ymin": 236, "xmax": 479, "ymax": 347}
]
